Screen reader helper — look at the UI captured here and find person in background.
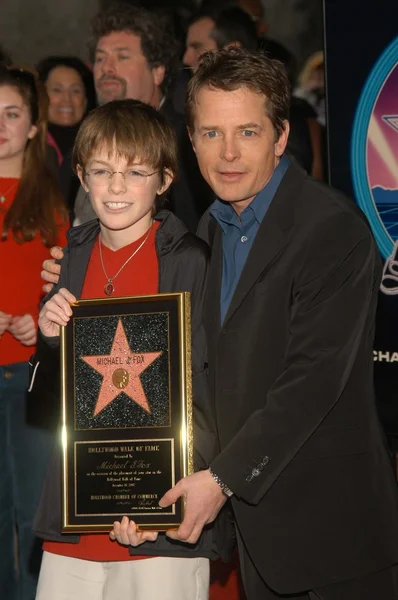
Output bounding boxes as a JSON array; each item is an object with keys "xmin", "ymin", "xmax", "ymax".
[
  {"xmin": 260, "ymin": 37, "xmax": 323, "ymax": 179},
  {"xmin": 72, "ymin": 1, "xmax": 212, "ymax": 231},
  {"xmin": 36, "ymin": 56, "xmax": 96, "ymax": 217},
  {"xmin": 294, "ymin": 50, "xmax": 325, "ymax": 126},
  {"xmin": 183, "ymin": 6, "xmax": 258, "ymax": 72},
  {"xmin": 294, "ymin": 50, "xmax": 327, "ymax": 178},
  {"xmin": 0, "ymin": 65, "xmax": 68, "ymax": 600}
]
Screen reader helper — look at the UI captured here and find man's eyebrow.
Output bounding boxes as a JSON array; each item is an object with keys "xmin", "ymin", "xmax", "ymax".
[
  {"xmin": 4, "ymin": 105, "xmax": 22, "ymax": 110},
  {"xmin": 198, "ymin": 123, "xmax": 262, "ymax": 133},
  {"xmin": 95, "ymin": 47, "xmax": 132, "ymax": 53},
  {"xmin": 238, "ymin": 123, "xmax": 262, "ymax": 129},
  {"xmin": 198, "ymin": 126, "xmax": 219, "ymax": 133}
]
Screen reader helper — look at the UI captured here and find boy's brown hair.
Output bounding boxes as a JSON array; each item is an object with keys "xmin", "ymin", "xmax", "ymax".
[{"xmin": 73, "ymin": 99, "xmax": 179, "ymax": 209}]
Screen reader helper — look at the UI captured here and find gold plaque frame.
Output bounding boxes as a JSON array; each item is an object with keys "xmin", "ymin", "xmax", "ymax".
[{"xmin": 60, "ymin": 292, "xmax": 193, "ymax": 532}]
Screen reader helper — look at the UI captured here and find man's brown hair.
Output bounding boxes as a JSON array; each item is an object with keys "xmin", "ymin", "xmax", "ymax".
[
  {"xmin": 186, "ymin": 47, "xmax": 290, "ymax": 139},
  {"xmin": 73, "ymin": 99, "xmax": 178, "ymax": 208}
]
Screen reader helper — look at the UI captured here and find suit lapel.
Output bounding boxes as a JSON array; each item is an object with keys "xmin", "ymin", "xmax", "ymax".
[
  {"xmin": 204, "ymin": 223, "xmax": 223, "ymax": 333},
  {"xmin": 222, "ymin": 164, "xmax": 305, "ymax": 328}
]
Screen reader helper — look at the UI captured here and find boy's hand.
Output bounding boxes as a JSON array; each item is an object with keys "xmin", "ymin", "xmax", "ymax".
[
  {"xmin": 41, "ymin": 246, "xmax": 64, "ymax": 294},
  {"xmin": 8, "ymin": 314, "xmax": 37, "ymax": 346},
  {"xmin": 109, "ymin": 516, "xmax": 158, "ymax": 547},
  {"xmin": 38, "ymin": 288, "xmax": 76, "ymax": 338}
]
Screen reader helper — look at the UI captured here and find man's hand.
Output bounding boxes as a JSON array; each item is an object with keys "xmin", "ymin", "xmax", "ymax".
[
  {"xmin": 38, "ymin": 288, "xmax": 76, "ymax": 338},
  {"xmin": 41, "ymin": 246, "xmax": 64, "ymax": 294},
  {"xmin": 8, "ymin": 314, "xmax": 37, "ymax": 346},
  {"xmin": 0, "ymin": 311, "xmax": 11, "ymax": 336},
  {"xmin": 158, "ymin": 469, "xmax": 227, "ymax": 544},
  {"xmin": 109, "ymin": 516, "xmax": 158, "ymax": 547}
]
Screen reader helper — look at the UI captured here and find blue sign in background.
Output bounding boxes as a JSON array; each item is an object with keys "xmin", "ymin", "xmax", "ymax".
[{"xmin": 324, "ymin": 1, "xmax": 398, "ymax": 439}]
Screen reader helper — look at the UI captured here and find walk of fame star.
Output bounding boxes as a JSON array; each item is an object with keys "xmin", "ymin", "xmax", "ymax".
[{"xmin": 81, "ymin": 319, "xmax": 162, "ymax": 417}]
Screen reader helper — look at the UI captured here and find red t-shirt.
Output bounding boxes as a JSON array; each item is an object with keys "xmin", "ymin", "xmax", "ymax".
[
  {"xmin": 0, "ymin": 178, "xmax": 68, "ymax": 365},
  {"xmin": 44, "ymin": 221, "xmax": 160, "ymax": 561}
]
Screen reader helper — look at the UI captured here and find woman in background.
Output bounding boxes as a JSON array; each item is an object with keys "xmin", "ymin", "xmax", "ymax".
[
  {"xmin": 0, "ymin": 65, "xmax": 68, "ymax": 600},
  {"xmin": 37, "ymin": 56, "xmax": 96, "ymax": 216}
]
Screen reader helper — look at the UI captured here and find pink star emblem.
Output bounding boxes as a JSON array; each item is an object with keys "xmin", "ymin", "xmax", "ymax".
[{"xmin": 81, "ymin": 319, "xmax": 162, "ymax": 417}]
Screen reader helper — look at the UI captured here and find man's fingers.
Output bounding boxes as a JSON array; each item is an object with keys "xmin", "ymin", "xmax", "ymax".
[
  {"xmin": 158, "ymin": 483, "xmax": 183, "ymax": 508},
  {"xmin": 41, "ymin": 270, "xmax": 59, "ymax": 285},
  {"xmin": 137, "ymin": 530, "xmax": 158, "ymax": 543},
  {"xmin": 42, "ymin": 283, "xmax": 53, "ymax": 294},
  {"xmin": 166, "ymin": 510, "xmax": 198, "ymax": 542},
  {"xmin": 50, "ymin": 246, "xmax": 64, "ymax": 260}
]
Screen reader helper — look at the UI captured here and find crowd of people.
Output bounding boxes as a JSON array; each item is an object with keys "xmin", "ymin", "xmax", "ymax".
[{"xmin": 2, "ymin": 1, "xmax": 397, "ymax": 600}]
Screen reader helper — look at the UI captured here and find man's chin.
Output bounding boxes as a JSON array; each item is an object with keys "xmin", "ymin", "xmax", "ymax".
[{"xmin": 97, "ymin": 89, "xmax": 125, "ymax": 105}]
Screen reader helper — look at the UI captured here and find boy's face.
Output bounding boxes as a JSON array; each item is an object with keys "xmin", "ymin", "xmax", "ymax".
[{"xmin": 78, "ymin": 148, "xmax": 172, "ymax": 242}]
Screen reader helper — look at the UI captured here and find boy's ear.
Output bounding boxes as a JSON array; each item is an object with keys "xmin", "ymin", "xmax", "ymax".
[
  {"xmin": 77, "ymin": 165, "xmax": 89, "ymax": 192},
  {"xmin": 157, "ymin": 169, "xmax": 174, "ymax": 196}
]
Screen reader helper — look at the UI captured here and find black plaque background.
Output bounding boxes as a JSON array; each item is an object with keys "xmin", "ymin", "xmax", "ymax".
[
  {"xmin": 74, "ymin": 313, "xmax": 170, "ymax": 429},
  {"xmin": 62, "ymin": 294, "xmax": 189, "ymax": 532}
]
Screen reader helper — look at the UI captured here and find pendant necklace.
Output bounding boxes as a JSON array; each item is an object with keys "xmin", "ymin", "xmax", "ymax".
[{"xmin": 99, "ymin": 221, "xmax": 153, "ymax": 296}]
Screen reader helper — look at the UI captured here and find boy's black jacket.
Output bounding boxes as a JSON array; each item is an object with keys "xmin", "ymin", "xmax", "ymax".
[{"xmin": 30, "ymin": 209, "xmax": 234, "ymax": 560}]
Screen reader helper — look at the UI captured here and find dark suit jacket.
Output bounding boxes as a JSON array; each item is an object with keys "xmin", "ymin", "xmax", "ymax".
[{"xmin": 197, "ymin": 161, "xmax": 398, "ymax": 594}]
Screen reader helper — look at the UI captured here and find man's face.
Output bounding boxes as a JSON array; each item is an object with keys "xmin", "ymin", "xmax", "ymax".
[
  {"xmin": 93, "ymin": 31, "xmax": 165, "ymax": 106},
  {"xmin": 183, "ymin": 18, "xmax": 218, "ymax": 72},
  {"xmin": 190, "ymin": 87, "xmax": 289, "ymax": 214}
]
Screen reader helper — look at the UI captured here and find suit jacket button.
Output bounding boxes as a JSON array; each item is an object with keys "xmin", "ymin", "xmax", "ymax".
[
  {"xmin": 261, "ymin": 456, "xmax": 270, "ymax": 466},
  {"xmin": 252, "ymin": 468, "xmax": 260, "ymax": 477},
  {"xmin": 245, "ymin": 474, "xmax": 253, "ymax": 483}
]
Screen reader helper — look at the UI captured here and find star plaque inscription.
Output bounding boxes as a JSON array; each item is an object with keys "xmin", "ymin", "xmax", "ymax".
[{"xmin": 60, "ymin": 293, "xmax": 193, "ymax": 532}]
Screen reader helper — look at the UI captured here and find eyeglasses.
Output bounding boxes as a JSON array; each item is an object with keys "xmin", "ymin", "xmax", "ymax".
[{"xmin": 85, "ymin": 169, "xmax": 158, "ymax": 188}]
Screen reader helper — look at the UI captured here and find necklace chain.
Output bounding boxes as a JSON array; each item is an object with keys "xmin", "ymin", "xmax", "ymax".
[{"xmin": 99, "ymin": 221, "xmax": 153, "ymax": 295}]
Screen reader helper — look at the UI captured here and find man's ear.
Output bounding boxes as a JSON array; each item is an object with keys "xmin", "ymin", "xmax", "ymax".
[
  {"xmin": 157, "ymin": 169, "xmax": 174, "ymax": 196},
  {"xmin": 77, "ymin": 165, "xmax": 89, "ymax": 193},
  {"xmin": 152, "ymin": 65, "xmax": 166, "ymax": 88},
  {"xmin": 275, "ymin": 120, "xmax": 290, "ymax": 157}
]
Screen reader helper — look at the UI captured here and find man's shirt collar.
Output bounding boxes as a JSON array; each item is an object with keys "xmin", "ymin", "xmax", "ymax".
[{"xmin": 210, "ymin": 155, "xmax": 290, "ymax": 233}]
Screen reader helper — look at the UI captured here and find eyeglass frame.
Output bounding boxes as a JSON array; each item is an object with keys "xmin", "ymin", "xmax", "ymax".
[{"xmin": 84, "ymin": 168, "xmax": 159, "ymax": 188}]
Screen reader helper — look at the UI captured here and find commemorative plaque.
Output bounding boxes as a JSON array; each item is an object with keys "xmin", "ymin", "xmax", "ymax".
[{"xmin": 60, "ymin": 293, "xmax": 193, "ymax": 532}]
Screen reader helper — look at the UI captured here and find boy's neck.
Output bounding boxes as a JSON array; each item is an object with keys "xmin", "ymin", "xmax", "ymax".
[{"xmin": 99, "ymin": 216, "xmax": 153, "ymax": 251}]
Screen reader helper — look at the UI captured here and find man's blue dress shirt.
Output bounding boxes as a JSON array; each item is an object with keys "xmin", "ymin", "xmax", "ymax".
[{"xmin": 210, "ymin": 155, "xmax": 290, "ymax": 324}]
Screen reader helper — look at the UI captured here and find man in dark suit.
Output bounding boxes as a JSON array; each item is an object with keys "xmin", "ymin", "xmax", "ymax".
[{"xmin": 159, "ymin": 47, "xmax": 398, "ymax": 599}]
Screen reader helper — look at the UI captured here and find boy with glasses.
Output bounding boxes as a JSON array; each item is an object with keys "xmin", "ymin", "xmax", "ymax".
[{"xmin": 33, "ymin": 98, "xmax": 229, "ymax": 600}]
